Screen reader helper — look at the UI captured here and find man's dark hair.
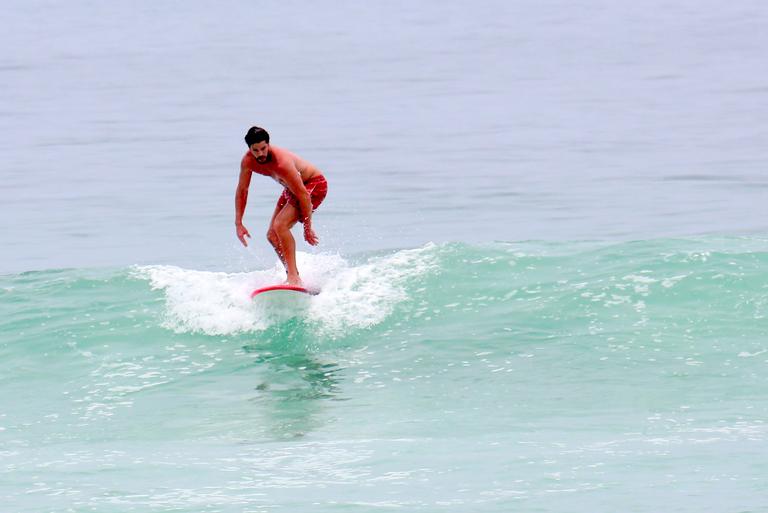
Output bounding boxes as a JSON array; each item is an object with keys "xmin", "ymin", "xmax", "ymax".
[{"xmin": 244, "ymin": 126, "xmax": 270, "ymax": 146}]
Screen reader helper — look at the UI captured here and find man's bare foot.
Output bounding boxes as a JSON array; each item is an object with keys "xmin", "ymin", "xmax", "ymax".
[{"xmin": 284, "ymin": 275, "xmax": 303, "ymax": 287}]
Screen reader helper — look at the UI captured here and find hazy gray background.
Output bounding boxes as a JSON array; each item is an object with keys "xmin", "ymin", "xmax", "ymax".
[{"xmin": 2, "ymin": 0, "xmax": 767, "ymax": 273}]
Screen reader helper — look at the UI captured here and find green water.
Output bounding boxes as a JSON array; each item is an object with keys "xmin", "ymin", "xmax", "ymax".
[{"xmin": 2, "ymin": 239, "xmax": 767, "ymax": 512}]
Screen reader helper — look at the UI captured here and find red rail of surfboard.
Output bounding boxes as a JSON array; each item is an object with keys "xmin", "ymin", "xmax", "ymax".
[{"xmin": 250, "ymin": 285, "xmax": 318, "ymax": 298}]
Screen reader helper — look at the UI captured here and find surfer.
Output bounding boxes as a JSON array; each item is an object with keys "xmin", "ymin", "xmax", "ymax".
[{"xmin": 235, "ymin": 126, "xmax": 328, "ymax": 287}]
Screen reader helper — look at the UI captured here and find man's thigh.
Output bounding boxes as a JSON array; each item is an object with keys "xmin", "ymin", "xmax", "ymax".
[{"xmin": 272, "ymin": 202, "xmax": 300, "ymax": 229}]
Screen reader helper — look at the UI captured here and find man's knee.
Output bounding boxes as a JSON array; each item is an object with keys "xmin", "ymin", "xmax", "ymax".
[{"xmin": 272, "ymin": 217, "xmax": 293, "ymax": 233}]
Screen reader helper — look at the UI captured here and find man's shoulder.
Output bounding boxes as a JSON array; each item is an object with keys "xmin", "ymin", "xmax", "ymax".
[
  {"xmin": 272, "ymin": 146, "xmax": 304, "ymax": 170},
  {"xmin": 269, "ymin": 145, "xmax": 289, "ymax": 160},
  {"xmin": 241, "ymin": 151, "xmax": 254, "ymax": 167}
]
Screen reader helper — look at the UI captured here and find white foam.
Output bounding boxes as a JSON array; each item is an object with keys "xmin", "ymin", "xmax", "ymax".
[
  {"xmin": 307, "ymin": 244, "xmax": 439, "ymax": 337},
  {"xmin": 133, "ymin": 244, "xmax": 438, "ymax": 337},
  {"xmin": 133, "ymin": 265, "xmax": 273, "ymax": 335}
]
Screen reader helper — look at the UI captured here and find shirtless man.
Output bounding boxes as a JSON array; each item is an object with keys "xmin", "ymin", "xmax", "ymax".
[{"xmin": 235, "ymin": 126, "xmax": 328, "ymax": 286}]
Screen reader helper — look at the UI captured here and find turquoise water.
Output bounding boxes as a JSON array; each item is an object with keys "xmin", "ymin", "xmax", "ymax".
[
  {"xmin": 4, "ymin": 0, "xmax": 768, "ymax": 510},
  {"xmin": 2, "ymin": 239, "xmax": 767, "ymax": 511}
]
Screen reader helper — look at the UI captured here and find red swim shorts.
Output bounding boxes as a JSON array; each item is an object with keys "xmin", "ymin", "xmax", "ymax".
[{"xmin": 276, "ymin": 175, "xmax": 328, "ymax": 223}]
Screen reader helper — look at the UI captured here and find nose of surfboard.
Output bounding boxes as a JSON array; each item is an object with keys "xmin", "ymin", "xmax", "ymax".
[{"xmin": 250, "ymin": 284, "xmax": 319, "ymax": 299}]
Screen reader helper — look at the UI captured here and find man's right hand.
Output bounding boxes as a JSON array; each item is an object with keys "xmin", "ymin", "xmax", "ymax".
[{"xmin": 236, "ymin": 223, "xmax": 251, "ymax": 246}]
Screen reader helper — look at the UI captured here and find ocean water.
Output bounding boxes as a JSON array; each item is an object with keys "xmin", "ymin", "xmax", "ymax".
[
  {"xmin": 3, "ymin": 240, "xmax": 767, "ymax": 512},
  {"xmin": 2, "ymin": 1, "xmax": 768, "ymax": 512}
]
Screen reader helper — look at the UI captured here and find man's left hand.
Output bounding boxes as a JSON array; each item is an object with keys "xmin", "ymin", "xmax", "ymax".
[{"xmin": 304, "ymin": 224, "xmax": 319, "ymax": 246}]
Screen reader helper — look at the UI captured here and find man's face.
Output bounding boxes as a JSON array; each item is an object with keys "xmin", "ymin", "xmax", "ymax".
[{"xmin": 249, "ymin": 142, "xmax": 270, "ymax": 163}]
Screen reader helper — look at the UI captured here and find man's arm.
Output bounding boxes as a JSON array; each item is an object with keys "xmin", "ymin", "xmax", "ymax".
[
  {"xmin": 277, "ymin": 163, "xmax": 319, "ymax": 245},
  {"xmin": 235, "ymin": 165, "xmax": 252, "ymax": 246}
]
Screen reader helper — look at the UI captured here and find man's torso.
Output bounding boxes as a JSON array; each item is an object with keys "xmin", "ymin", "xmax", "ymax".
[{"xmin": 241, "ymin": 146, "xmax": 322, "ymax": 185}]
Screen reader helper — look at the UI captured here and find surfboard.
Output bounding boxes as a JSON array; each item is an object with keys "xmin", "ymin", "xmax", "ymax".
[{"xmin": 250, "ymin": 284, "xmax": 319, "ymax": 299}]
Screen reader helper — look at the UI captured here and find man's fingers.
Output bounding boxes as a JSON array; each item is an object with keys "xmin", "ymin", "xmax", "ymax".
[
  {"xmin": 237, "ymin": 225, "xmax": 251, "ymax": 247},
  {"xmin": 237, "ymin": 231, "xmax": 249, "ymax": 246}
]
